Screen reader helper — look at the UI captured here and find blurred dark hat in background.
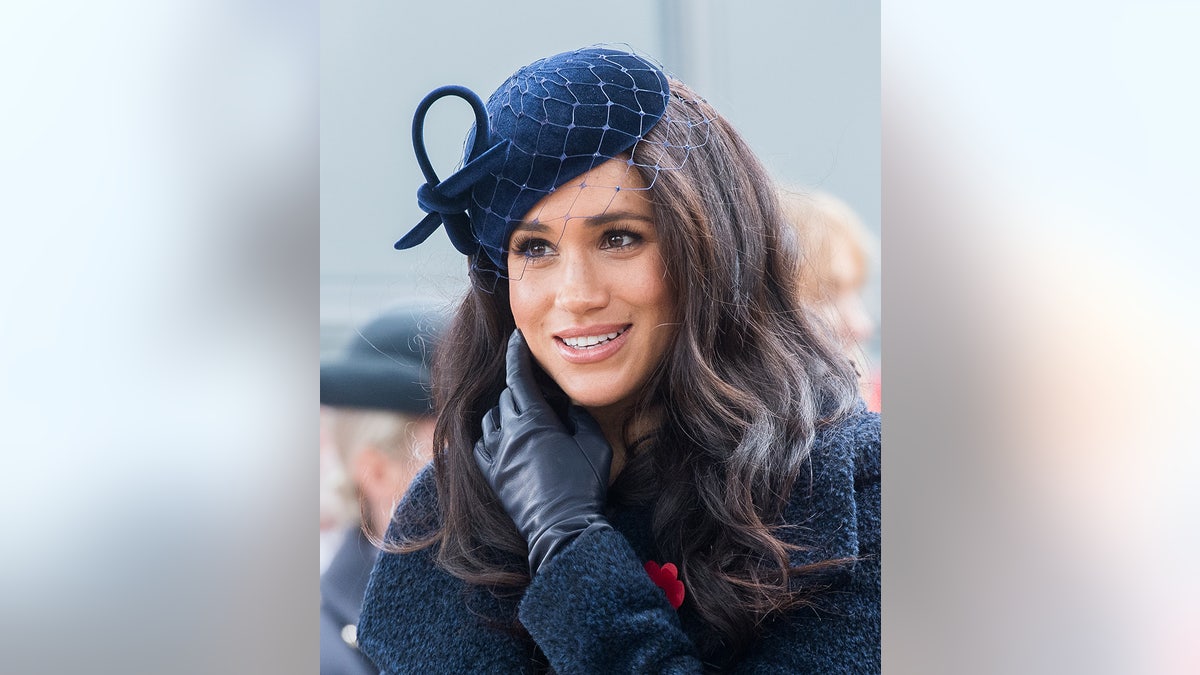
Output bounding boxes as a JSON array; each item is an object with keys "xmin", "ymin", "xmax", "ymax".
[{"xmin": 320, "ymin": 306, "xmax": 446, "ymax": 414}]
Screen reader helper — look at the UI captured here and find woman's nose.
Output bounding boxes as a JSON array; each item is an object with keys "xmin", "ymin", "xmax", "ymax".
[{"xmin": 554, "ymin": 252, "xmax": 609, "ymax": 314}]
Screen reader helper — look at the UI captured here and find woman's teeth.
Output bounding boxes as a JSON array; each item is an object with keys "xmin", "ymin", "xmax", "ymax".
[{"xmin": 561, "ymin": 329, "xmax": 624, "ymax": 349}]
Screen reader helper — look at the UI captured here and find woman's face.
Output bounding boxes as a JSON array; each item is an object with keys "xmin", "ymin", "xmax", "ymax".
[{"xmin": 506, "ymin": 158, "xmax": 676, "ymax": 414}]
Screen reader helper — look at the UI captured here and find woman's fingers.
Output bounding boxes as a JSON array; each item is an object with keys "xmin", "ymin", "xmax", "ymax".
[
  {"xmin": 483, "ymin": 404, "xmax": 500, "ymax": 436},
  {"xmin": 567, "ymin": 404, "xmax": 602, "ymax": 438},
  {"xmin": 504, "ymin": 329, "xmax": 540, "ymax": 414}
]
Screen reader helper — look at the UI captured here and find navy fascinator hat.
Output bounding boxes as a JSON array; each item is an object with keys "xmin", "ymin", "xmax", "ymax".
[{"xmin": 395, "ymin": 46, "xmax": 673, "ymax": 271}]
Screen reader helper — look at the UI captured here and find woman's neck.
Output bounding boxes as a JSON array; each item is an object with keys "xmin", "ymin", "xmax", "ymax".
[
  {"xmin": 587, "ymin": 404, "xmax": 628, "ymax": 484},
  {"xmin": 582, "ymin": 400, "xmax": 661, "ymax": 485}
]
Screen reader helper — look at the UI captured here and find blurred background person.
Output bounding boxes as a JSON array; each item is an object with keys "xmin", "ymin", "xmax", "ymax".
[
  {"xmin": 320, "ymin": 420, "xmax": 355, "ymax": 573},
  {"xmin": 319, "ymin": 305, "xmax": 444, "ymax": 675},
  {"xmin": 781, "ymin": 188, "xmax": 881, "ymax": 412}
]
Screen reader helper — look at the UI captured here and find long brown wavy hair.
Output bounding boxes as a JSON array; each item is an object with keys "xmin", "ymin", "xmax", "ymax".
[{"xmin": 397, "ymin": 80, "xmax": 862, "ymax": 663}]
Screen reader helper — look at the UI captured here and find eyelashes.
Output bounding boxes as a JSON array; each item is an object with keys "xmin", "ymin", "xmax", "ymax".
[
  {"xmin": 508, "ymin": 229, "xmax": 645, "ymax": 261},
  {"xmin": 599, "ymin": 231, "xmax": 642, "ymax": 250},
  {"xmin": 509, "ymin": 236, "xmax": 553, "ymax": 259}
]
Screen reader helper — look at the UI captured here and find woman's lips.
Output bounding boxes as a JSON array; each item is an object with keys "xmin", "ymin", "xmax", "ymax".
[{"xmin": 553, "ymin": 324, "xmax": 631, "ymax": 364}]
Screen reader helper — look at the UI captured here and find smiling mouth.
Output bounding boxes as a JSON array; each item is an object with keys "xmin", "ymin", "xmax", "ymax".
[{"xmin": 558, "ymin": 326, "xmax": 630, "ymax": 349}]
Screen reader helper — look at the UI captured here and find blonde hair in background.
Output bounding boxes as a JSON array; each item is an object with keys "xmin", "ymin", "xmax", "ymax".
[
  {"xmin": 779, "ymin": 188, "xmax": 877, "ymax": 305},
  {"xmin": 779, "ymin": 187, "xmax": 880, "ymax": 411},
  {"xmin": 323, "ymin": 408, "xmax": 429, "ymax": 528}
]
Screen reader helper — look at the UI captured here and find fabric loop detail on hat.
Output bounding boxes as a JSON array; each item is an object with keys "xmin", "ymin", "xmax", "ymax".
[
  {"xmin": 397, "ymin": 85, "xmax": 506, "ymax": 255},
  {"xmin": 415, "ymin": 182, "xmax": 469, "ymax": 216}
]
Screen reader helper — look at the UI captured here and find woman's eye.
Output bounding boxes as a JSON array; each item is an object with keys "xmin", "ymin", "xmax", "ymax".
[
  {"xmin": 512, "ymin": 238, "xmax": 553, "ymax": 258},
  {"xmin": 600, "ymin": 231, "xmax": 640, "ymax": 249}
]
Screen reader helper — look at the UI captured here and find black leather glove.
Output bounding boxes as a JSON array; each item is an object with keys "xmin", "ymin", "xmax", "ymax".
[{"xmin": 474, "ymin": 330, "xmax": 614, "ymax": 575}]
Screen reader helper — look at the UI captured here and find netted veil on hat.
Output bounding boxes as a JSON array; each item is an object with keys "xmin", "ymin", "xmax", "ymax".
[{"xmin": 395, "ymin": 46, "xmax": 682, "ymax": 272}]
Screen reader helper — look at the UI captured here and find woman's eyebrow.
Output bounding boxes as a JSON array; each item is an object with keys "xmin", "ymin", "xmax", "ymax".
[
  {"xmin": 515, "ymin": 210, "xmax": 654, "ymax": 232},
  {"xmin": 579, "ymin": 211, "xmax": 655, "ymax": 227},
  {"xmin": 511, "ymin": 220, "xmax": 552, "ymax": 234}
]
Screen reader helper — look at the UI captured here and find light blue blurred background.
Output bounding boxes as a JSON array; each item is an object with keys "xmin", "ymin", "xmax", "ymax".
[{"xmin": 320, "ymin": 0, "xmax": 881, "ymax": 360}]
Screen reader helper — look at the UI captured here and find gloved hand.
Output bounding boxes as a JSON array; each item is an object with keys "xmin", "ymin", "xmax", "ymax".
[{"xmin": 474, "ymin": 330, "xmax": 614, "ymax": 575}]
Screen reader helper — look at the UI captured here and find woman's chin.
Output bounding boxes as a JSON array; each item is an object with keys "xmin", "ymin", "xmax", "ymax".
[
  {"xmin": 547, "ymin": 371, "xmax": 639, "ymax": 414},
  {"xmin": 561, "ymin": 387, "xmax": 628, "ymax": 413},
  {"xmin": 566, "ymin": 394, "xmax": 620, "ymax": 411}
]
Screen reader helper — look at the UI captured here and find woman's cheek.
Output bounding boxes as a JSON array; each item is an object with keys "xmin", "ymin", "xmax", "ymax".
[
  {"xmin": 508, "ymin": 291, "xmax": 526, "ymax": 325},
  {"xmin": 508, "ymin": 280, "xmax": 546, "ymax": 350}
]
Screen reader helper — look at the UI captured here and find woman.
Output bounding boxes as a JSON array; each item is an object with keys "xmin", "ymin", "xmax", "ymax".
[{"xmin": 358, "ymin": 46, "xmax": 880, "ymax": 673}]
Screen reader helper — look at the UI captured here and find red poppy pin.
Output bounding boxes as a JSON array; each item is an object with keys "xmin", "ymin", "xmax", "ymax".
[{"xmin": 644, "ymin": 560, "xmax": 685, "ymax": 609}]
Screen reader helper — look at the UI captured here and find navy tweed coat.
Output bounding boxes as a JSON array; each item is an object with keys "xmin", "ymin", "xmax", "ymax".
[{"xmin": 358, "ymin": 406, "xmax": 880, "ymax": 673}]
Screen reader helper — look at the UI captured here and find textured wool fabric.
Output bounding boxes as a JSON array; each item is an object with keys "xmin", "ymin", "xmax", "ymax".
[
  {"xmin": 357, "ymin": 406, "xmax": 880, "ymax": 673},
  {"xmin": 396, "ymin": 46, "xmax": 673, "ymax": 270}
]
